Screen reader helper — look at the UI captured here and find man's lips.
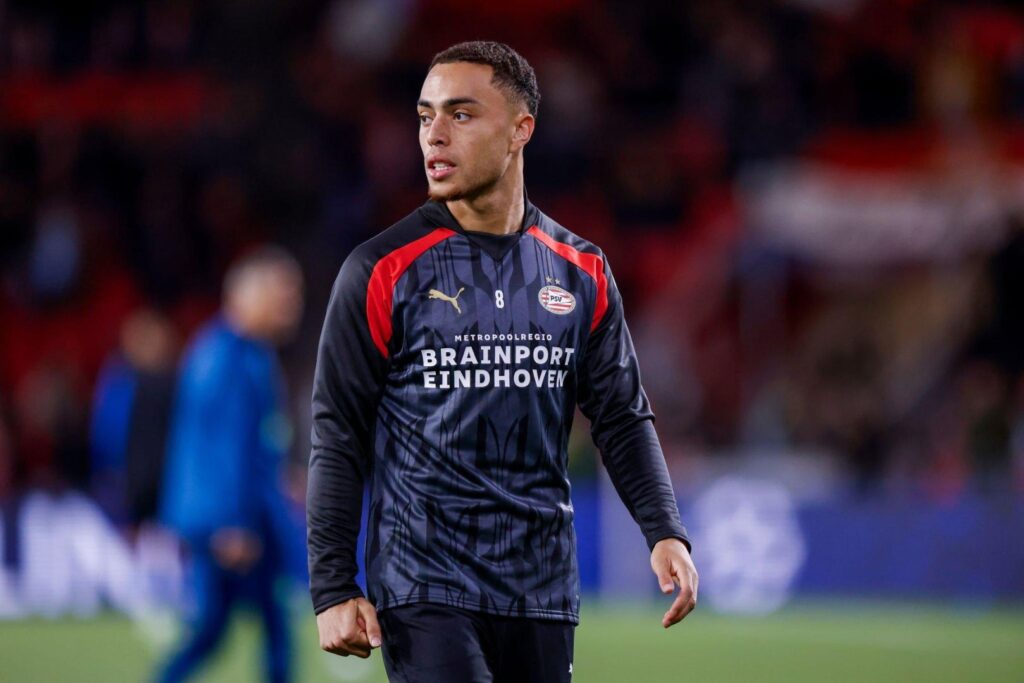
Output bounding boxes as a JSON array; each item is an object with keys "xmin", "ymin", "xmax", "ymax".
[{"xmin": 427, "ymin": 158, "xmax": 456, "ymax": 181}]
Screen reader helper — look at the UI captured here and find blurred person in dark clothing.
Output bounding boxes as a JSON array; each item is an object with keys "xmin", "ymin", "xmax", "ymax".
[
  {"xmin": 90, "ymin": 309, "xmax": 178, "ymax": 524},
  {"xmin": 13, "ymin": 362, "xmax": 91, "ymax": 490},
  {"xmin": 983, "ymin": 215, "xmax": 1024, "ymax": 375},
  {"xmin": 155, "ymin": 247, "xmax": 303, "ymax": 683},
  {"xmin": 122, "ymin": 310, "xmax": 178, "ymax": 524},
  {"xmin": 960, "ymin": 360, "xmax": 1012, "ymax": 494},
  {"xmin": 0, "ymin": 401, "xmax": 13, "ymax": 499}
]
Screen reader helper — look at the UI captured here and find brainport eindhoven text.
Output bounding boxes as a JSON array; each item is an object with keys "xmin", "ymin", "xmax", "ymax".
[{"xmin": 420, "ymin": 340, "xmax": 575, "ymax": 389}]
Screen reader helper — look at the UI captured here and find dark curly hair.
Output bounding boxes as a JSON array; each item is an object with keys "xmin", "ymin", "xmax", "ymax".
[{"xmin": 430, "ymin": 41, "xmax": 540, "ymax": 117}]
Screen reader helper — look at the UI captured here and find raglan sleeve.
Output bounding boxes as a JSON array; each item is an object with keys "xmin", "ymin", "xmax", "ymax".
[
  {"xmin": 307, "ymin": 247, "xmax": 388, "ymax": 614},
  {"xmin": 576, "ymin": 255, "xmax": 691, "ymax": 552}
]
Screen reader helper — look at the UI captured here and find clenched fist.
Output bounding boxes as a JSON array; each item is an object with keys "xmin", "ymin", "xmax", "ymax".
[{"xmin": 316, "ymin": 597, "xmax": 382, "ymax": 658}]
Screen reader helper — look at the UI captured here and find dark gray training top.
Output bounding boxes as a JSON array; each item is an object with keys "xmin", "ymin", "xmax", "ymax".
[{"xmin": 307, "ymin": 196, "xmax": 689, "ymax": 624}]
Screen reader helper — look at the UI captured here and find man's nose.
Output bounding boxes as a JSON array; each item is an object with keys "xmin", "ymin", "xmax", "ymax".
[{"xmin": 427, "ymin": 117, "xmax": 449, "ymax": 146}]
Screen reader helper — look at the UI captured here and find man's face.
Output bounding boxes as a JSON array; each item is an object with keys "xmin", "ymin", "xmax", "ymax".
[
  {"xmin": 417, "ymin": 62, "xmax": 524, "ymax": 202},
  {"xmin": 258, "ymin": 267, "xmax": 304, "ymax": 345}
]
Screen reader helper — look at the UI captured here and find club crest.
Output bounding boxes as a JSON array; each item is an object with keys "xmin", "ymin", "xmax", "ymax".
[{"xmin": 538, "ymin": 285, "xmax": 576, "ymax": 315}]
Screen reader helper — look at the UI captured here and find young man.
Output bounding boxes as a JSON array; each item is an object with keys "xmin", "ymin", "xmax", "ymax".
[
  {"xmin": 308, "ymin": 41, "xmax": 697, "ymax": 682},
  {"xmin": 158, "ymin": 248, "xmax": 304, "ymax": 683}
]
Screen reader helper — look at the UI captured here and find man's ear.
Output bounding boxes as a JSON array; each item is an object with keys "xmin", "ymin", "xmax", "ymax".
[{"xmin": 510, "ymin": 113, "xmax": 535, "ymax": 152}]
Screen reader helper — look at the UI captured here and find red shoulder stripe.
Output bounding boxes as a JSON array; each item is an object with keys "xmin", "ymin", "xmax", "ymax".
[
  {"xmin": 527, "ymin": 226, "xmax": 608, "ymax": 332},
  {"xmin": 366, "ymin": 227, "xmax": 456, "ymax": 357}
]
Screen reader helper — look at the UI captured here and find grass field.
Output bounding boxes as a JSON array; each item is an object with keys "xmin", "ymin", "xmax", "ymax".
[{"xmin": 1, "ymin": 600, "xmax": 1022, "ymax": 682}]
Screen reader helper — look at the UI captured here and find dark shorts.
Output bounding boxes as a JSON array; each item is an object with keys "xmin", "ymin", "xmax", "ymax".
[{"xmin": 378, "ymin": 603, "xmax": 575, "ymax": 683}]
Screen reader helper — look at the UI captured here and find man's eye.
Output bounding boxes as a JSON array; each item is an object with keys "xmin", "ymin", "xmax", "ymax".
[
  {"xmin": 453, "ymin": 112, "xmax": 471, "ymax": 121},
  {"xmin": 418, "ymin": 113, "xmax": 432, "ymax": 125}
]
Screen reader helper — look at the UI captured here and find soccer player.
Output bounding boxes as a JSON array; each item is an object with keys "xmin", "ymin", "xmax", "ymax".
[
  {"xmin": 157, "ymin": 248, "xmax": 304, "ymax": 683},
  {"xmin": 308, "ymin": 41, "xmax": 697, "ymax": 682}
]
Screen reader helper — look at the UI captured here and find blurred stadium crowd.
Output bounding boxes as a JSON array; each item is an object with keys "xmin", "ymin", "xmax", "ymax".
[{"xmin": 2, "ymin": 0, "xmax": 1024, "ymax": 523}]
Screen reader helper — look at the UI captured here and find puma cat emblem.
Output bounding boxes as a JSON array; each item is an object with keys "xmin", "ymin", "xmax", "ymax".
[{"xmin": 428, "ymin": 287, "xmax": 465, "ymax": 314}]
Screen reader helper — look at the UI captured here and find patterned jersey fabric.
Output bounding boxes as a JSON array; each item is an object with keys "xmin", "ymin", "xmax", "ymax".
[{"xmin": 307, "ymin": 198, "xmax": 689, "ymax": 623}]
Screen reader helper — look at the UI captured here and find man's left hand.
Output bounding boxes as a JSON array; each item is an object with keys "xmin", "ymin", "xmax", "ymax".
[{"xmin": 650, "ymin": 538, "xmax": 698, "ymax": 628}]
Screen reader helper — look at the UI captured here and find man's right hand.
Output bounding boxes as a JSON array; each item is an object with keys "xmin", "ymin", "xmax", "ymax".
[
  {"xmin": 209, "ymin": 527, "xmax": 262, "ymax": 573},
  {"xmin": 316, "ymin": 597, "xmax": 382, "ymax": 658}
]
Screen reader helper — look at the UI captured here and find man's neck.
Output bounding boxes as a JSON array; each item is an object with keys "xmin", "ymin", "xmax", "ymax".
[
  {"xmin": 224, "ymin": 306, "xmax": 259, "ymax": 342},
  {"xmin": 446, "ymin": 169, "xmax": 526, "ymax": 236}
]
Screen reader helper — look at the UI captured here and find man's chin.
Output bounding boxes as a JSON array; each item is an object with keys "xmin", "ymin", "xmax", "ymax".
[
  {"xmin": 427, "ymin": 182, "xmax": 465, "ymax": 202},
  {"xmin": 428, "ymin": 176, "xmax": 500, "ymax": 203}
]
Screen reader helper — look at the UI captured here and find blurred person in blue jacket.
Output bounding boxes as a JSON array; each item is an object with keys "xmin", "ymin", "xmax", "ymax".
[
  {"xmin": 90, "ymin": 309, "xmax": 179, "ymax": 525},
  {"xmin": 156, "ymin": 247, "xmax": 304, "ymax": 683}
]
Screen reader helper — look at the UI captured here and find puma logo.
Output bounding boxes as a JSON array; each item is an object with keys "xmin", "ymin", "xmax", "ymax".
[{"xmin": 428, "ymin": 287, "xmax": 465, "ymax": 314}]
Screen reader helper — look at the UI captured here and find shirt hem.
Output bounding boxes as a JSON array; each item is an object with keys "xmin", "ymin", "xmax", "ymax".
[{"xmin": 375, "ymin": 592, "xmax": 580, "ymax": 625}]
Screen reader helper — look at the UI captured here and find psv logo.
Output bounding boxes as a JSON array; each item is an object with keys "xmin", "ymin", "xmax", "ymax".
[{"xmin": 538, "ymin": 285, "xmax": 576, "ymax": 315}]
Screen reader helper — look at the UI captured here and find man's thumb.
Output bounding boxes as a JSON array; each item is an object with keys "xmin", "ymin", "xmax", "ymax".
[
  {"xmin": 360, "ymin": 602, "xmax": 383, "ymax": 648},
  {"xmin": 653, "ymin": 560, "xmax": 674, "ymax": 594}
]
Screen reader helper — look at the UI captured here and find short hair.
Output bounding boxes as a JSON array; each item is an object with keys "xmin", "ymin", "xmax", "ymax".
[
  {"xmin": 223, "ymin": 245, "xmax": 301, "ymax": 297},
  {"xmin": 430, "ymin": 41, "xmax": 540, "ymax": 117}
]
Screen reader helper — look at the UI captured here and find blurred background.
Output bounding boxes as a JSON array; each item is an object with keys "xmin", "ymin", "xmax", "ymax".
[{"xmin": 1, "ymin": 0, "xmax": 1023, "ymax": 681}]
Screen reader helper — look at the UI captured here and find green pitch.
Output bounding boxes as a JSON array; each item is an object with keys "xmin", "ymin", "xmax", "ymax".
[{"xmin": 2, "ymin": 600, "xmax": 1022, "ymax": 682}]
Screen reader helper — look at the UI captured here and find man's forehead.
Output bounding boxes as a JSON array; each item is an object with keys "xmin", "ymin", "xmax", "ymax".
[{"xmin": 419, "ymin": 62, "xmax": 501, "ymax": 103}]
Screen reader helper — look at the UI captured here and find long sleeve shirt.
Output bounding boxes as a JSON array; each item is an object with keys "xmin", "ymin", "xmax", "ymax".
[{"xmin": 307, "ymin": 197, "xmax": 689, "ymax": 623}]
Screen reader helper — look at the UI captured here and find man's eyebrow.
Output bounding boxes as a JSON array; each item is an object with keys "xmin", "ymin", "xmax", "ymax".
[{"xmin": 417, "ymin": 97, "xmax": 482, "ymax": 109}]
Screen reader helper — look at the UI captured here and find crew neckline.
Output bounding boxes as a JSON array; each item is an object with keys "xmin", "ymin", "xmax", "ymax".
[{"xmin": 418, "ymin": 193, "xmax": 540, "ymax": 261}]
